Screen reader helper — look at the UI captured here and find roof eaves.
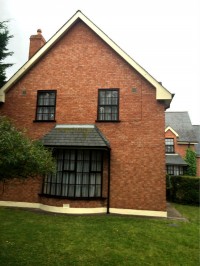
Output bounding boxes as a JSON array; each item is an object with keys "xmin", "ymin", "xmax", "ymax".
[{"xmin": 165, "ymin": 126, "xmax": 179, "ymax": 137}]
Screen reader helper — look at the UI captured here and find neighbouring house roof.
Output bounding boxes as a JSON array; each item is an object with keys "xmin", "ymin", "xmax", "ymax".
[
  {"xmin": 166, "ymin": 154, "xmax": 188, "ymax": 166},
  {"xmin": 193, "ymin": 125, "xmax": 200, "ymax": 156},
  {"xmin": 41, "ymin": 124, "xmax": 110, "ymax": 149},
  {"xmin": 165, "ymin": 112, "xmax": 198, "ymax": 143},
  {"xmin": 0, "ymin": 10, "xmax": 173, "ymax": 107}
]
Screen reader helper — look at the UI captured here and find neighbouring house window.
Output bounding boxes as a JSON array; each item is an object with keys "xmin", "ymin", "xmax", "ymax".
[
  {"xmin": 35, "ymin": 90, "xmax": 56, "ymax": 121},
  {"xmin": 43, "ymin": 149, "xmax": 103, "ymax": 198},
  {"xmin": 165, "ymin": 138, "xmax": 174, "ymax": 153},
  {"xmin": 166, "ymin": 165, "xmax": 184, "ymax": 176},
  {"xmin": 97, "ymin": 89, "xmax": 119, "ymax": 121}
]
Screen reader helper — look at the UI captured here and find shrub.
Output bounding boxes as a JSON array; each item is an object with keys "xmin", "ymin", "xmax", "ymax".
[{"xmin": 166, "ymin": 175, "xmax": 200, "ymax": 205}]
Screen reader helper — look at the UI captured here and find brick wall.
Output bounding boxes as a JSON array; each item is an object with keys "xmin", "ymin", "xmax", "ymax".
[
  {"xmin": 196, "ymin": 158, "xmax": 200, "ymax": 177},
  {"xmin": 0, "ymin": 21, "xmax": 166, "ymax": 211}
]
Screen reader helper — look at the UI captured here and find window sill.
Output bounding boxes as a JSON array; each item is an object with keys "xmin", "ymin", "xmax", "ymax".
[
  {"xmin": 95, "ymin": 120, "xmax": 121, "ymax": 123},
  {"xmin": 33, "ymin": 120, "xmax": 56, "ymax": 123},
  {"xmin": 39, "ymin": 194, "xmax": 107, "ymax": 200}
]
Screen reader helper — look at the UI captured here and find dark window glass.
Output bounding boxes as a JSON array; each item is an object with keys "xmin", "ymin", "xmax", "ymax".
[
  {"xmin": 165, "ymin": 138, "xmax": 174, "ymax": 153},
  {"xmin": 166, "ymin": 165, "xmax": 184, "ymax": 176},
  {"xmin": 43, "ymin": 149, "xmax": 103, "ymax": 198},
  {"xmin": 98, "ymin": 89, "xmax": 119, "ymax": 121},
  {"xmin": 36, "ymin": 91, "xmax": 56, "ymax": 121}
]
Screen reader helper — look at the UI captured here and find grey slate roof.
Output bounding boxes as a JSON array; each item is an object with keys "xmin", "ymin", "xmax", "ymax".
[
  {"xmin": 166, "ymin": 154, "xmax": 188, "ymax": 166},
  {"xmin": 165, "ymin": 112, "xmax": 198, "ymax": 143},
  {"xmin": 41, "ymin": 125, "xmax": 110, "ymax": 149},
  {"xmin": 193, "ymin": 125, "xmax": 200, "ymax": 156}
]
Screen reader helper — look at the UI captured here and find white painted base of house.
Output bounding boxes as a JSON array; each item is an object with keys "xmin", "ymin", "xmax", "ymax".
[
  {"xmin": 0, "ymin": 201, "xmax": 167, "ymax": 217},
  {"xmin": 110, "ymin": 208, "xmax": 167, "ymax": 218}
]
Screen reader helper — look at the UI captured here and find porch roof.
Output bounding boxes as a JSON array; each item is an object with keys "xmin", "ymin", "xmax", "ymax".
[
  {"xmin": 41, "ymin": 124, "xmax": 110, "ymax": 149},
  {"xmin": 166, "ymin": 154, "xmax": 188, "ymax": 166}
]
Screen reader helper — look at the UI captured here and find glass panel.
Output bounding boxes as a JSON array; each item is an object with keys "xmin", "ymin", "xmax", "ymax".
[
  {"xmin": 95, "ymin": 185, "xmax": 101, "ymax": 197},
  {"xmin": 179, "ymin": 167, "xmax": 183, "ymax": 175},
  {"xmin": 75, "ymin": 185, "xmax": 81, "ymax": 197},
  {"xmin": 111, "ymin": 91, "xmax": 118, "ymax": 104},
  {"xmin": 50, "ymin": 183, "xmax": 56, "ymax": 195},
  {"xmin": 56, "ymin": 184, "xmax": 61, "ymax": 196},
  {"xmin": 43, "ymin": 149, "xmax": 103, "ymax": 198},
  {"xmin": 62, "ymin": 185, "xmax": 68, "ymax": 196},
  {"xmin": 96, "ymin": 173, "xmax": 101, "ymax": 184},
  {"xmin": 69, "ymin": 173, "xmax": 75, "ymax": 184},
  {"xmin": 75, "ymin": 172, "xmax": 82, "ymax": 197},
  {"xmin": 105, "ymin": 106, "xmax": 111, "ymax": 120},
  {"xmin": 62, "ymin": 173, "xmax": 69, "ymax": 196},
  {"xmin": 99, "ymin": 91, "xmax": 106, "ymax": 105},
  {"xmin": 68, "ymin": 185, "xmax": 75, "ymax": 197},
  {"xmin": 105, "ymin": 91, "xmax": 112, "ymax": 105},
  {"xmin": 82, "ymin": 185, "xmax": 89, "ymax": 197}
]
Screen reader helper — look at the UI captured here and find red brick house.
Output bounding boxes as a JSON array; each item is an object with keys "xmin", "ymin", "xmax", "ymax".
[
  {"xmin": 0, "ymin": 11, "xmax": 173, "ymax": 217},
  {"xmin": 194, "ymin": 125, "xmax": 200, "ymax": 177},
  {"xmin": 165, "ymin": 112, "xmax": 199, "ymax": 176}
]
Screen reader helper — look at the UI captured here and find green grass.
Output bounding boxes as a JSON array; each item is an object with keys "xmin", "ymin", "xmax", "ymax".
[{"xmin": 0, "ymin": 204, "xmax": 199, "ymax": 266}]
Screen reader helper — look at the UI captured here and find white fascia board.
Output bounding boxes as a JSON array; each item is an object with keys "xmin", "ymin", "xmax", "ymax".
[
  {"xmin": 55, "ymin": 124, "xmax": 95, "ymax": 129},
  {"xmin": 78, "ymin": 12, "xmax": 172, "ymax": 101},
  {"xmin": 0, "ymin": 11, "xmax": 173, "ymax": 103},
  {"xmin": 177, "ymin": 141, "xmax": 198, "ymax": 145},
  {"xmin": 0, "ymin": 12, "xmax": 80, "ymax": 102},
  {"xmin": 165, "ymin": 126, "xmax": 179, "ymax": 137}
]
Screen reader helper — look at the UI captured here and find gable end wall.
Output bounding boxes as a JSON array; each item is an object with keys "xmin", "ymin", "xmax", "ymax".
[{"xmin": 0, "ymin": 21, "xmax": 166, "ymax": 212}]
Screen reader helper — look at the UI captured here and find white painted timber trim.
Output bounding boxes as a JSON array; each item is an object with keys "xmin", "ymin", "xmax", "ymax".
[
  {"xmin": 0, "ymin": 11, "xmax": 172, "ymax": 104},
  {"xmin": 0, "ymin": 201, "xmax": 167, "ymax": 217},
  {"xmin": 165, "ymin": 126, "xmax": 179, "ymax": 137},
  {"xmin": 0, "ymin": 201, "xmax": 106, "ymax": 214},
  {"xmin": 55, "ymin": 124, "xmax": 95, "ymax": 129},
  {"xmin": 110, "ymin": 208, "xmax": 167, "ymax": 218}
]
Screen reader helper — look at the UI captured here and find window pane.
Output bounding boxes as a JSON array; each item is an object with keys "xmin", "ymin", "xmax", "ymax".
[
  {"xmin": 36, "ymin": 91, "xmax": 56, "ymax": 121},
  {"xmin": 165, "ymin": 138, "xmax": 174, "ymax": 153},
  {"xmin": 105, "ymin": 91, "xmax": 112, "ymax": 105},
  {"xmin": 43, "ymin": 150, "xmax": 103, "ymax": 198},
  {"xmin": 98, "ymin": 89, "xmax": 119, "ymax": 121}
]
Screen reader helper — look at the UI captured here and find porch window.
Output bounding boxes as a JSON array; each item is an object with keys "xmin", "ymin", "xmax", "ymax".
[
  {"xmin": 165, "ymin": 138, "xmax": 174, "ymax": 153},
  {"xmin": 35, "ymin": 90, "xmax": 56, "ymax": 121},
  {"xmin": 97, "ymin": 89, "xmax": 119, "ymax": 121},
  {"xmin": 43, "ymin": 149, "xmax": 103, "ymax": 198},
  {"xmin": 166, "ymin": 165, "xmax": 184, "ymax": 176}
]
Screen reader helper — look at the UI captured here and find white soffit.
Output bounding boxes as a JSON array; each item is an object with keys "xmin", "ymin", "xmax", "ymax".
[{"xmin": 0, "ymin": 11, "xmax": 173, "ymax": 103}]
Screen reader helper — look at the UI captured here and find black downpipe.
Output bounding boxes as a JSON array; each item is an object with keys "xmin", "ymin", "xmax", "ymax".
[{"xmin": 107, "ymin": 149, "xmax": 111, "ymax": 214}]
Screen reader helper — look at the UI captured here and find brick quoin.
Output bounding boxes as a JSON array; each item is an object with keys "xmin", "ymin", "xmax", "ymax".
[{"xmin": 0, "ymin": 20, "xmax": 167, "ymax": 213}]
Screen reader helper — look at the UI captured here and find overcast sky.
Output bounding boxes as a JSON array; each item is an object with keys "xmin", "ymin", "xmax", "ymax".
[{"xmin": 1, "ymin": 0, "xmax": 200, "ymax": 124}]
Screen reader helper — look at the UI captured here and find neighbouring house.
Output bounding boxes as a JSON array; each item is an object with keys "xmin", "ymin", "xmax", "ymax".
[
  {"xmin": 0, "ymin": 11, "xmax": 173, "ymax": 217},
  {"xmin": 165, "ymin": 112, "xmax": 199, "ymax": 176},
  {"xmin": 193, "ymin": 125, "xmax": 200, "ymax": 177}
]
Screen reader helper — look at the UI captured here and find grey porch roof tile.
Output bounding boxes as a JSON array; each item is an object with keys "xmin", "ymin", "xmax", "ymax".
[
  {"xmin": 41, "ymin": 124, "xmax": 110, "ymax": 149},
  {"xmin": 166, "ymin": 154, "xmax": 188, "ymax": 166}
]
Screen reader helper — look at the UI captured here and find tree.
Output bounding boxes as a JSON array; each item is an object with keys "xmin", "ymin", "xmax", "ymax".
[
  {"xmin": 185, "ymin": 148, "xmax": 197, "ymax": 176},
  {"xmin": 0, "ymin": 21, "xmax": 13, "ymax": 88},
  {"xmin": 0, "ymin": 116, "xmax": 55, "ymax": 180}
]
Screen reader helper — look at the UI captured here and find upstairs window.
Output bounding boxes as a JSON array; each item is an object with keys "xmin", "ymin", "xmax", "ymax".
[
  {"xmin": 35, "ymin": 90, "xmax": 56, "ymax": 121},
  {"xmin": 97, "ymin": 89, "xmax": 119, "ymax": 121},
  {"xmin": 165, "ymin": 138, "xmax": 174, "ymax": 153}
]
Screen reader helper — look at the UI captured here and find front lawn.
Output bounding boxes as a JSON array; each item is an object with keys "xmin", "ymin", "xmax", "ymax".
[{"xmin": 0, "ymin": 204, "xmax": 199, "ymax": 266}]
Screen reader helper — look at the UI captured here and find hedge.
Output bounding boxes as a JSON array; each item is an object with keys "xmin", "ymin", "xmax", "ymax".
[{"xmin": 166, "ymin": 175, "xmax": 200, "ymax": 205}]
